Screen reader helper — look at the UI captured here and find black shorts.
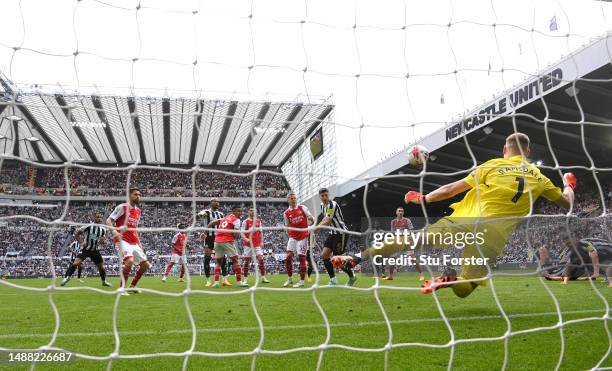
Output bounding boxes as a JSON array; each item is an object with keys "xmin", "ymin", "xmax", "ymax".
[
  {"xmin": 77, "ymin": 250, "xmax": 103, "ymax": 265},
  {"xmin": 204, "ymin": 235, "xmax": 215, "ymax": 250},
  {"xmin": 324, "ymin": 233, "xmax": 349, "ymax": 255}
]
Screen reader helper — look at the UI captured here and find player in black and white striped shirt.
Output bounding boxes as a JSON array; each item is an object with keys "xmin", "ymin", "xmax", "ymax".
[
  {"xmin": 197, "ymin": 198, "xmax": 230, "ymax": 286},
  {"xmin": 68, "ymin": 234, "xmax": 84, "ymax": 282},
  {"xmin": 315, "ymin": 188, "xmax": 356, "ymax": 286},
  {"xmin": 61, "ymin": 212, "xmax": 111, "ymax": 287}
]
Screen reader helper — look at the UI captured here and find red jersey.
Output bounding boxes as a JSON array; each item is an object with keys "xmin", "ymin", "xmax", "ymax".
[
  {"xmin": 214, "ymin": 214, "xmax": 242, "ymax": 243},
  {"xmin": 109, "ymin": 203, "xmax": 141, "ymax": 244},
  {"xmin": 283, "ymin": 204, "xmax": 312, "ymax": 241},
  {"xmin": 242, "ymin": 218, "xmax": 262, "ymax": 247},
  {"xmin": 391, "ymin": 217, "xmax": 412, "ymax": 232},
  {"xmin": 171, "ymin": 232, "xmax": 187, "ymax": 256}
]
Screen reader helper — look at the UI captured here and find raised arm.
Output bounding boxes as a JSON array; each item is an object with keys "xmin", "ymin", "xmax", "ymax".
[{"xmin": 553, "ymin": 173, "xmax": 576, "ymax": 209}]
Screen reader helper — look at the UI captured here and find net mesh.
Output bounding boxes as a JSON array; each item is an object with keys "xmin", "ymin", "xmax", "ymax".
[{"xmin": 0, "ymin": 0, "xmax": 611, "ymax": 370}]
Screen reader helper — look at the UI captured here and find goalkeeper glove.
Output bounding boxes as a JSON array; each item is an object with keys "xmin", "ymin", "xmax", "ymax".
[
  {"xmin": 404, "ymin": 191, "xmax": 424, "ymax": 204},
  {"xmin": 563, "ymin": 172, "xmax": 577, "ymax": 190}
]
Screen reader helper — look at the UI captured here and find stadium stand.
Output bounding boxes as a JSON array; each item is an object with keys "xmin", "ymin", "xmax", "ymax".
[{"xmin": 0, "ymin": 163, "xmax": 289, "ymax": 197}]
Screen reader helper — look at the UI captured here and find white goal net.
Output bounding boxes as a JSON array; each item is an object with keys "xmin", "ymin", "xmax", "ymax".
[{"xmin": 0, "ymin": 0, "xmax": 611, "ymax": 370}]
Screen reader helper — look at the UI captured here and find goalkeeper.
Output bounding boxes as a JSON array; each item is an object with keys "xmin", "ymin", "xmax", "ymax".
[{"xmin": 337, "ymin": 132, "xmax": 576, "ymax": 298}]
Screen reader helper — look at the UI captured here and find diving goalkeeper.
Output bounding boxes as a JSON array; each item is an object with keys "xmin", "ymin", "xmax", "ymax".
[{"xmin": 336, "ymin": 132, "xmax": 576, "ymax": 298}]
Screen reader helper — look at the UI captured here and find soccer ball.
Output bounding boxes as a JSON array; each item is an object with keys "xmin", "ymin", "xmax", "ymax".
[{"xmin": 407, "ymin": 145, "xmax": 429, "ymax": 168}]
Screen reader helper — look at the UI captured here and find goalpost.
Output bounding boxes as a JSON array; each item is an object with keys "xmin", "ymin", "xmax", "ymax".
[{"xmin": 0, "ymin": 0, "xmax": 611, "ymax": 370}]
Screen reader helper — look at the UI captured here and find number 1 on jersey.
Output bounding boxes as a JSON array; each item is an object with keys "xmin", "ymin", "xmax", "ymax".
[{"xmin": 511, "ymin": 177, "xmax": 525, "ymax": 203}]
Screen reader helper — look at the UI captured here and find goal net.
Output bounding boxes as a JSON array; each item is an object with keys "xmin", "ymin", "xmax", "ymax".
[{"xmin": 0, "ymin": 0, "xmax": 611, "ymax": 370}]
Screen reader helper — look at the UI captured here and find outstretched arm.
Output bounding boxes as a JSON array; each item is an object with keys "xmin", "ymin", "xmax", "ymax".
[{"xmin": 405, "ymin": 179, "xmax": 471, "ymax": 204}]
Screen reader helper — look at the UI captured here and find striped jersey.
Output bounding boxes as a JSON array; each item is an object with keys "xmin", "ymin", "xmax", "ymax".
[
  {"xmin": 554, "ymin": 238, "xmax": 612, "ymax": 279},
  {"xmin": 69, "ymin": 240, "xmax": 81, "ymax": 257},
  {"xmin": 320, "ymin": 200, "xmax": 348, "ymax": 235},
  {"xmin": 198, "ymin": 208, "xmax": 224, "ymax": 236},
  {"xmin": 565, "ymin": 238, "xmax": 612, "ymax": 265},
  {"xmin": 78, "ymin": 224, "xmax": 107, "ymax": 252}
]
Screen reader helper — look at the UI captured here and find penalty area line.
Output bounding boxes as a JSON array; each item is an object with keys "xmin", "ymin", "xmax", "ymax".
[{"xmin": 0, "ymin": 309, "xmax": 605, "ymax": 340}]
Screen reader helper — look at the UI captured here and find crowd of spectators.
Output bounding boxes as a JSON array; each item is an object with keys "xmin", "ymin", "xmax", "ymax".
[{"xmin": 0, "ymin": 163, "xmax": 289, "ymax": 198}]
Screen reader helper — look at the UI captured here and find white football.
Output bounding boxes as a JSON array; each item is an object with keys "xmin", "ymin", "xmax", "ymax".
[{"xmin": 407, "ymin": 145, "xmax": 430, "ymax": 168}]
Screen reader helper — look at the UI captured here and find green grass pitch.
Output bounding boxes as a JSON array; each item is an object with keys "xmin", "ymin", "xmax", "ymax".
[{"xmin": 0, "ymin": 272, "xmax": 611, "ymax": 370}]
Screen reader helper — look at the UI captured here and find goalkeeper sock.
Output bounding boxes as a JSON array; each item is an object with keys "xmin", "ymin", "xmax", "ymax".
[
  {"xmin": 298, "ymin": 255, "xmax": 307, "ymax": 281},
  {"xmin": 64, "ymin": 264, "xmax": 77, "ymax": 278},
  {"xmin": 131, "ymin": 267, "xmax": 145, "ymax": 287},
  {"xmin": 323, "ymin": 258, "xmax": 335, "ymax": 279},
  {"xmin": 77, "ymin": 265, "xmax": 82, "ymax": 279},
  {"xmin": 99, "ymin": 268, "xmax": 106, "ymax": 282},
  {"xmin": 204, "ymin": 256, "xmax": 212, "ymax": 278}
]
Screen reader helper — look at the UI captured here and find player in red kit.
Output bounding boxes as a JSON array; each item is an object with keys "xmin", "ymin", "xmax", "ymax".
[
  {"xmin": 283, "ymin": 192, "xmax": 315, "ymax": 288},
  {"xmin": 162, "ymin": 223, "xmax": 188, "ymax": 283},
  {"xmin": 384, "ymin": 207, "xmax": 425, "ymax": 281},
  {"xmin": 206, "ymin": 205, "xmax": 248, "ymax": 288},
  {"xmin": 106, "ymin": 188, "xmax": 149, "ymax": 295},
  {"xmin": 241, "ymin": 207, "xmax": 270, "ymax": 284}
]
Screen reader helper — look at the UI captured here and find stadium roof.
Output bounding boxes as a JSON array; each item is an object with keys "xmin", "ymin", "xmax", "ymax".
[
  {"xmin": 0, "ymin": 78, "xmax": 333, "ymax": 168},
  {"xmin": 336, "ymin": 34, "xmax": 612, "ymax": 220}
]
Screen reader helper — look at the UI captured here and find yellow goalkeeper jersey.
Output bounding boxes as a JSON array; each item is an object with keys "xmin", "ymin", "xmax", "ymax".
[{"xmin": 449, "ymin": 155, "xmax": 562, "ymax": 218}]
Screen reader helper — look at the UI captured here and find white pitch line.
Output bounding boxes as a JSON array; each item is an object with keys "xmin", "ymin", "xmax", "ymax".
[{"xmin": 0, "ymin": 309, "xmax": 605, "ymax": 340}]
